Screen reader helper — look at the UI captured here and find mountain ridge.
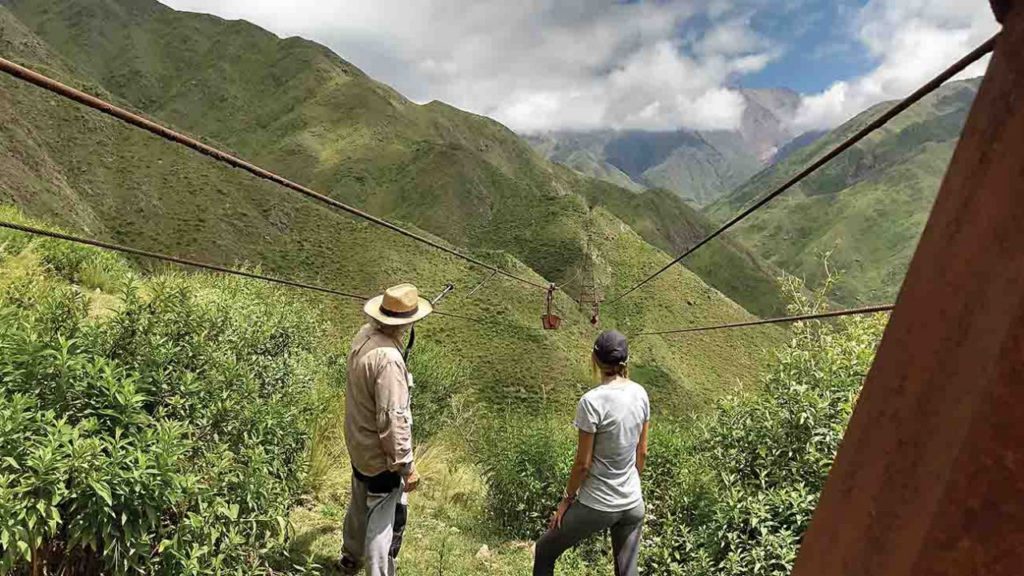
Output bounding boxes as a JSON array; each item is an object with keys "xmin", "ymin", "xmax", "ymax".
[
  {"xmin": 705, "ymin": 77, "xmax": 981, "ymax": 305},
  {"xmin": 526, "ymin": 87, "xmax": 803, "ymax": 207}
]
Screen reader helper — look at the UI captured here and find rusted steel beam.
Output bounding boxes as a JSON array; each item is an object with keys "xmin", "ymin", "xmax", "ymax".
[
  {"xmin": 791, "ymin": 4, "xmax": 1024, "ymax": 576},
  {"xmin": 992, "ymin": 0, "xmax": 1014, "ymax": 23}
]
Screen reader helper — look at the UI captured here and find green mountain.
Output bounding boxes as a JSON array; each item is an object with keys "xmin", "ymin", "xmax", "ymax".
[
  {"xmin": 0, "ymin": 0, "xmax": 786, "ymax": 417},
  {"xmin": 579, "ymin": 180, "xmax": 790, "ymax": 316},
  {"xmin": 527, "ymin": 132, "xmax": 645, "ymax": 192},
  {"xmin": 706, "ymin": 79, "xmax": 980, "ymax": 305},
  {"xmin": 526, "ymin": 88, "xmax": 801, "ymax": 207}
]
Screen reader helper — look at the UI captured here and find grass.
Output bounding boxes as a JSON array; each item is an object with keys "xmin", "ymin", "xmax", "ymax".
[
  {"xmin": 2, "ymin": 0, "xmax": 788, "ymax": 322},
  {"xmin": 293, "ymin": 392, "xmax": 605, "ymax": 576},
  {"xmin": 580, "ymin": 179, "xmax": 790, "ymax": 317}
]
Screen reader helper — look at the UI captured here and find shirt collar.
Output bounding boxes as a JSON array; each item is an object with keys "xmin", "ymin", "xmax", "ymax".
[{"xmin": 368, "ymin": 323, "xmax": 406, "ymax": 352}]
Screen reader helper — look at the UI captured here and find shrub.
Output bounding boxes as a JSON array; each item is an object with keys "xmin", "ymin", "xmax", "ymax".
[
  {"xmin": 476, "ymin": 416, "xmax": 574, "ymax": 540},
  {"xmin": 0, "ymin": 244, "xmax": 341, "ymax": 574},
  {"xmin": 638, "ymin": 311, "xmax": 887, "ymax": 576},
  {"xmin": 0, "ymin": 207, "xmax": 130, "ymax": 291},
  {"xmin": 467, "ymin": 262, "xmax": 886, "ymax": 575}
]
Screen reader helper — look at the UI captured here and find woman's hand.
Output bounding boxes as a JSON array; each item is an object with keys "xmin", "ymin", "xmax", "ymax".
[{"xmin": 549, "ymin": 497, "xmax": 572, "ymax": 530}]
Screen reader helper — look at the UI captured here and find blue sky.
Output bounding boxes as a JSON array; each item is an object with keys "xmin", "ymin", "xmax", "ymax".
[
  {"xmin": 160, "ymin": 0, "xmax": 997, "ymax": 133},
  {"xmin": 740, "ymin": 0, "xmax": 876, "ymax": 92}
]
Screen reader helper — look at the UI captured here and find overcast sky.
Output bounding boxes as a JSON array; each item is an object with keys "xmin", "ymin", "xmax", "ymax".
[{"xmin": 159, "ymin": 0, "xmax": 997, "ymax": 134}]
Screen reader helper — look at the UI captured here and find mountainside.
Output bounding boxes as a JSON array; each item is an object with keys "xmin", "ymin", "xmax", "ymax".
[
  {"xmin": 527, "ymin": 88, "xmax": 801, "ymax": 207},
  {"xmin": 706, "ymin": 78, "xmax": 980, "ymax": 305},
  {"xmin": 579, "ymin": 180, "xmax": 790, "ymax": 316},
  {"xmin": 0, "ymin": 0, "xmax": 786, "ymax": 416}
]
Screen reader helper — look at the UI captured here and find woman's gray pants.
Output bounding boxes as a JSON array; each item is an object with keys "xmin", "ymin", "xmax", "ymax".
[{"xmin": 533, "ymin": 500, "xmax": 645, "ymax": 576}]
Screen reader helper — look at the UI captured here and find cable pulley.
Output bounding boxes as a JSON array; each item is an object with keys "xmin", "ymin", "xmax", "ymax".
[{"xmin": 541, "ymin": 283, "xmax": 561, "ymax": 330}]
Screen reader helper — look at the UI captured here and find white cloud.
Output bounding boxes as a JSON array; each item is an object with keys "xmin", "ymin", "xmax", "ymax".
[
  {"xmin": 790, "ymin": 0, "xmax": 999, "ymax": 132},
  {"xmin": 159, "ymin": 0, "xmax": 778, "ymax": 133}
]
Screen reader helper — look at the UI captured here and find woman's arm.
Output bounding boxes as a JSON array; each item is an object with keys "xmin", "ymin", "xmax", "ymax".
[
  {"xmin": 550, "ymin": 430, "xmax": 595, "ymax": 529},
  {"xmin": 635, "ymin": 421, "xmax": 650, "ymax": 474},
  {"xmin": 565, "ymin": 430, "xmax": 595, "ymax": 498}
]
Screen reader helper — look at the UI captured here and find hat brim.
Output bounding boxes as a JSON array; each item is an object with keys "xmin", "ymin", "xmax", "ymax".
[{"xmin": 363, "ymin": 295, "xmax": 434, "ymax": 326}]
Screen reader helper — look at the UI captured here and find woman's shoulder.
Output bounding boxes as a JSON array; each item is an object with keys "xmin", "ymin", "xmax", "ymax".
[
  {"xmin": 623, "ymin": 378, "xmax": 647, "ymax": 393},
  {"xmin": 623, "ymin": 380, "xmax": 650, "ymax": 404}
]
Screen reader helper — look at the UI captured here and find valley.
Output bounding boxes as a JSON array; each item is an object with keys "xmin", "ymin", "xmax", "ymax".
[{"xmin": 0, "ymin": 0, "xmax": 983, "ymax": 574}]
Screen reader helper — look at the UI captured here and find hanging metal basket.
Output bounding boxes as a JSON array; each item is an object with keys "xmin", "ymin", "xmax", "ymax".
[{"xmin": 542, "ymin": 314, "xmax": 562, "ymax": 330}]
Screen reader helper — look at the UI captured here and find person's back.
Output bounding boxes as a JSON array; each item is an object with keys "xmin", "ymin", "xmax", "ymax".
[
  {"xmin": 344, "ymin": 323, "xmax": 412, "ymax": 478},
  {"xmin": 575, "ymin": 379, "xmax": 649, "ymax": 512},
  {"xmin": 339, "ymin": 284, "xmax": 431, "ymax": 576},
  {"xmin": 534, "ymin": 330, "xmax": 650, "ymax": 576}
]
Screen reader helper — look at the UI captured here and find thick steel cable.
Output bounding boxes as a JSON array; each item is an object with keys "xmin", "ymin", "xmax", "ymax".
[
  {"xmin": 0, "ymin": 219, "xmax": 482, "ymax": 322},
  {"xmin": 0, "ymin": 57, "xmax": 548, "ymax": 291},
  {"xmin": 635, "ymin": 304, "xmax": 894, "ymax": 336},
  {"xmin": 607, "ymin": 35, "xmax": 998, "ymax": 305},
  {"xmin": 0, "ymin": 220, "xmax": 366, "ymax": 300}
]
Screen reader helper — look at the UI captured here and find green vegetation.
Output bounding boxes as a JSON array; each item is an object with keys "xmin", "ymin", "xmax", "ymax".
[
  {"xmin": 479, "ymin": 279, "xmax": 887, "ymax": 576},
  {"xmin": 0, "ymin": 212, "xmax": 341, "ymax": 574},
  {"xmin": 1, "ymin": 0, "xmax": 786, "ymax": 324},
  {"xmin": 0, "ymin": 0, "xmax": 909, "ymax": 574},
  {"xmin": 580, "ymin": 180, "xmax": 790, "ymax": 316},
  {"xmin": 637, "ymin": 284, "xmax": 886, "ymax": 575},
  {"xmin": 706, "ymin": 79, "xmax": 979, "ymax": 305},
  {"xmin": 0, "ymin": 0, "xmax": 783, "ymax": 417}
]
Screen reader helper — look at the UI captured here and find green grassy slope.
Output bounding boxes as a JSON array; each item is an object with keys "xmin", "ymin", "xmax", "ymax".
[
  {"xmin": 0, "ymin": 5, "xmax": 792, "ymax": 573},
  {"xmin": 706, "ymin": 79, "xmax": 979, "ymax": 304},
  {"xmin": 579, "ymin": 178, "xmax": 789, "ymax": 316},
  {"xmin": 638, "ymin": 130, "xmax": 764, "ymax": 207},
  {"xmin": 5, "ymin": 0, "xmax": 791, "ymax": 323},
  {"xmin": 5, "ymin": 0, "xmax": 589, "ymax": 283},
  {"xmin": 0, "ymin": 4, "xmax": 783, "ymax": 417}
]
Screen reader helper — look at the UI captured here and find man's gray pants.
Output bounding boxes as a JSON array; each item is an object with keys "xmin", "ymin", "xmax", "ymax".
[
  {"xmin": 340, "ymin": 474, "xmax": 403, "ymax": 576},
  {"xmin": 533, "ymin": 500, "xmax": 645, "ymax": 576}
]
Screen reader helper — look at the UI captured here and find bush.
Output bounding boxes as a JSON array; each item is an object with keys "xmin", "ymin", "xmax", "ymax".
[
  {"xmin": 0, "ymin": 207, "xmax": 130, "ymax": 292},
  {"xmin": 476, "ymin": 417, "xmax": 574, "ymax": 540},
  {"xmin": 0, "ymin": 244, "xmax": 341, "ymax": 574},
  {"xmin": 638, "ymin": 311, "xmax": 887, "ymax": 576}
]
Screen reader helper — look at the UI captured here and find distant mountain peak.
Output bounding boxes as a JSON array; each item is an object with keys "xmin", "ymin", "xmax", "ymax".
[{"xmin": 525, "ymin": 86, "xmax": 802, "ymax": 206}]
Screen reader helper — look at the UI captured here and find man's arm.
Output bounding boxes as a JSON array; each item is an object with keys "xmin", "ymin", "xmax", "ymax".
[{"xmin": 374, "ymin": 360, "xmax": 414, "ymax": 476}]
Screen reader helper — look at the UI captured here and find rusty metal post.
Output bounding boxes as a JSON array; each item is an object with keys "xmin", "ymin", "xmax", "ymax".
[{"xmin": 791, "ymin": 2, "xmax": 1023, "ymax": 576}]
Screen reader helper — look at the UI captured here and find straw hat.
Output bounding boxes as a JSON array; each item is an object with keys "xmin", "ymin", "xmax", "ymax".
[{"xmin": 364, "ymin": 283, "xmax": 433, "ymax": 326}]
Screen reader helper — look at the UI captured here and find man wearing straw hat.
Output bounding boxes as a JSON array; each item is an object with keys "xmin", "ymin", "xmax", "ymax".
[{"xmin": 339, "ymin": 284, "xmax": 432, "ymax": 576}]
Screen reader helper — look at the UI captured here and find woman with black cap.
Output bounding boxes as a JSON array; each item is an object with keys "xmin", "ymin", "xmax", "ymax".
[{"xmin": 533, "ymin": 330, "xmax": 650, "ymax": 576}]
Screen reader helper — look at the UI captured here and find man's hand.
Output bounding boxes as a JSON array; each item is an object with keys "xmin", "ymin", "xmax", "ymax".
[
  {"xmin": 548, "ymin": 498, "xmax": 572, "ymax": 530},
  {"xmin": 403, "ymin": 469, "xmax": 420, "ymax": 493}
]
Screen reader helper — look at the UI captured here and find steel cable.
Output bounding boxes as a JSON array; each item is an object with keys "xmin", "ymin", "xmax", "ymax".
[
  {"xmin": 0, "ymin": 220, "xmax": 483, "ymax": 322},
  {"xmin": 635, "ymin": 304, "xmax": 894, "ymax": 336}
]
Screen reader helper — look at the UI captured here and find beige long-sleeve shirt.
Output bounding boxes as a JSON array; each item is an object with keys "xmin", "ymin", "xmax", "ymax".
[{"xmin": 344, "ymin": 323, "xmax": 414, "ymax": 477}]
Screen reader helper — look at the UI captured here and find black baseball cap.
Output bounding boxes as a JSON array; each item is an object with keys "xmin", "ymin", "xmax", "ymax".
[{"xmin": 593, "ymin": 330, "xmax": 629, "ymax": 365}]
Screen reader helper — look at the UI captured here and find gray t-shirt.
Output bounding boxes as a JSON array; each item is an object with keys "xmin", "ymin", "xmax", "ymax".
[{"xmin": 573, "ymin": 378, "xmax": 650, "ymax": 512}]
